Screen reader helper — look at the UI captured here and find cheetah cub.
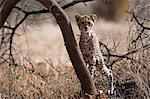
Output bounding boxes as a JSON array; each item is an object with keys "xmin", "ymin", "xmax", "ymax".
[{"xmin": 75, "ymin": 14, "xmax": 114, "ymax": 95}]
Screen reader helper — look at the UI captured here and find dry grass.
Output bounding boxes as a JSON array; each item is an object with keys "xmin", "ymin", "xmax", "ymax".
[
  {"xmin": 0, "ymin": 61, "xmax": 80, "ymax": 98},
  {"xmin": 0, "ymin": 19, "xmax": 149, "ymax": 98}
]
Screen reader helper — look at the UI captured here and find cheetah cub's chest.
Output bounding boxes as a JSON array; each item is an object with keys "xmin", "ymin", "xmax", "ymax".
[{"xmin": 79, "ymin": 32, "xmax": 100, "ymax": 57}]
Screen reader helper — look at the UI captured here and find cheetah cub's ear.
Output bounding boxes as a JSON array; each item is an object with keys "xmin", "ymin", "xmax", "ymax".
[
  {"xmin": 75, "ymin": 15, "xmax": 81, "ymax": 22},
  {"xmin": 90, "ymin": 14, "xmax": 97, "ymax": 23}
]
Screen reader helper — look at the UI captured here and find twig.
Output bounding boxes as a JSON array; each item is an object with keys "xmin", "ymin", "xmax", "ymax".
[
  {"xmin": 132, "ymin": 13, "xmax": 150, "ymax": 30},
  {"xmin": 8, "ymin": 14, "xmax": 28, "ymax": 63},
  {"xmin": 104, "ymin": 44, "xmax": 150, "ymax": 67},
  {"xmin": 1, "ymin": 26, "xmax": 13, "ymax": 30}
]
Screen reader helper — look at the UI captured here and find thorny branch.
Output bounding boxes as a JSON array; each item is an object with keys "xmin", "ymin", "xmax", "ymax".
[
  {"xmin": 12, "ymin": 0, "xmax": 94, "ymax": 15},
  {"xmin": 131, "ymin": 13, "xmax": 150, "ymax": 43},
  {"xmin": 98, "ymin": 9, "xmax": 150, "ymax": 69},
  {"xmin": 132, "ymin": 13, "xmax": 150, "ymax": 30},
  {"xmin": 0, "ymin": 0, "xmax": 94, "ymax": 64},
  {"xmin": 100, "ymin": 42, "xmax": 150, "ymax": 67}
]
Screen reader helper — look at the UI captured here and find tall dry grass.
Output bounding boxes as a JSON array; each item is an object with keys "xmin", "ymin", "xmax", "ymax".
[{"xmin": 0, "ymin": 17, "xmax": 149, "ymax": 98}]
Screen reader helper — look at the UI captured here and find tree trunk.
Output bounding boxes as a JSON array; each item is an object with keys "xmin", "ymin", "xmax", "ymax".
[
  {"xmin": 37, "ymin": 0, "xmax": 97, "ymax": 96},
  {"xmin": 0, "ymin": 0, "xmax": 97, "ymax": 97},
  {"xmin": 0, "ymin": 0, "xmax": 21, "ymax": 28}
]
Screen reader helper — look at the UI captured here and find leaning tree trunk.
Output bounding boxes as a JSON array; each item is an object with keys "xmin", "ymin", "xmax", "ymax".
[
  {"xmin": 0, "ymin": 0, "xmax": 20, "ymax": 27},
  {"xmin": 0, "ymin": 0, "xmax": 97, "ymax": 97}
]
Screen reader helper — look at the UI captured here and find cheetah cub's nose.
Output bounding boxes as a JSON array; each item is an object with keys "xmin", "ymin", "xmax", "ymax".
[{"xmin": 84, "ymin": 26, "xmax": 88, "ymax": 31}]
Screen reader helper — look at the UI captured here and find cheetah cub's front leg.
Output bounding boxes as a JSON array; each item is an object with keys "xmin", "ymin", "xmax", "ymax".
[
  {"xmin": 101, "ymin": 62, "xmax": 114, "ymax": 95},
  {"xmin": 99, "ymin": 54, "xmax": 114, "ymax": 95}
]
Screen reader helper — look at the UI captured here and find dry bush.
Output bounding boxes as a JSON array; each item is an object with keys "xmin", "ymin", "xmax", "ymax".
[{"xmin": 0, "ymin": 59, "xmax": 80, "ymax": 98}]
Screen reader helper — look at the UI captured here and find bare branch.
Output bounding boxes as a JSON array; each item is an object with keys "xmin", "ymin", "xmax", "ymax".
[
  {"xmin": 104, "ymin": 44, "xmax": 150, "ymax": 67},
  {"xmin": 132, "ymin": 13, "xmax": 150, "ymax": 30},
  {"xmin": 13, "ymin": 0, "xmax": 94, "ymax": 15}
]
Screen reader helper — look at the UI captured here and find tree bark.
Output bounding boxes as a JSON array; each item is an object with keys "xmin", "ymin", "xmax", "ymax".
[
  {"xmin": 0, "ymin": 0, "xmax": 97, "ymax": 97},
  {"xmin": 37, "ymin": 0, "xmax": 97, "ymax": 96},
  {"xmin": 0, "ymin": 0, "xmax": 21, "ymax": 28}
]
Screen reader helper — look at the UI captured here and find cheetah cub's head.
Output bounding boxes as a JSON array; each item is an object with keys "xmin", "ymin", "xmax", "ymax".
[{"xmin": 75, "ymin": 14, "xmax": 97, "ymax": 33}]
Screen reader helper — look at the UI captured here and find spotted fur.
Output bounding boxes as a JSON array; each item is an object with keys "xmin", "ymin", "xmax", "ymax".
[{"xmin": 75, "ymin": 14, "xmax": 114, "ymax": 95}]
